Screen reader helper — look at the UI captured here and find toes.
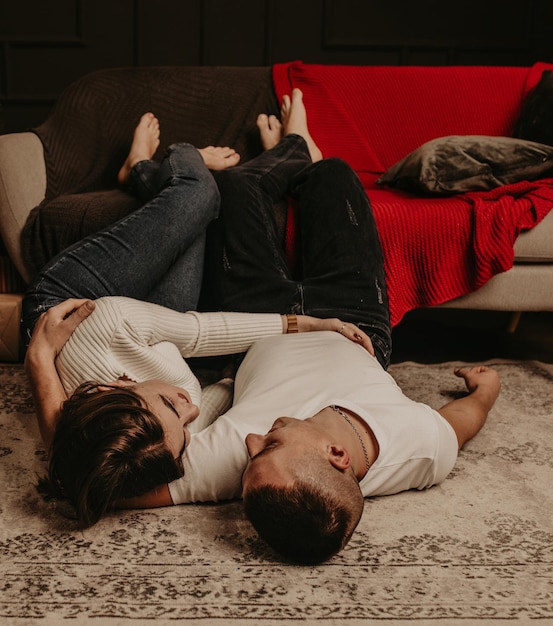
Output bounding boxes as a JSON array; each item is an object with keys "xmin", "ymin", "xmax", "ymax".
[
  {"xmin": 257, "ymin": 113, "xmax": 269, "ymax": 129},
  {"xmin": 267, "ymin": 115, "xmax": 281, "ymax": 131},
  {"xmin": 141, "ymin": 112, "xmax": 155, "ymax": 126}
]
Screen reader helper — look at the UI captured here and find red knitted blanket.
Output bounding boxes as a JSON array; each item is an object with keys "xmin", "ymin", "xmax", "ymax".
[{"xmin": 273, "ymin": 61, "xmax": 553, "ymax": 326}]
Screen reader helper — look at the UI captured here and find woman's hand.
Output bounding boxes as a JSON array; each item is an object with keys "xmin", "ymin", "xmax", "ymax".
[
  {"xmin": 296, "ymin": 315, "xmax": 375, "ymax": 355},
  {"xmin": 25, "ymin": 299, "xmax": 96, "ymax": 364}
]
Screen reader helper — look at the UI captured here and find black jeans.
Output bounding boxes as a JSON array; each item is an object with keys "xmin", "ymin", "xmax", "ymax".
[{"xmin": 211, "ymin": 134, "xmax": 392, "ymax": 368}]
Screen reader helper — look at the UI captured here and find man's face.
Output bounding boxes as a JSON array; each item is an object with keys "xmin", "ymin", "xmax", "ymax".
[{"xmin": 242, "ymin": 416, "xmax": 323, "ymax": 494}]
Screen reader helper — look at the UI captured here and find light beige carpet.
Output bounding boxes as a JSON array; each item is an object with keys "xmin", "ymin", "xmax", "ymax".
[{"xmin": 1, "ymin": 359, "xmax": 552, "ymax": 625}]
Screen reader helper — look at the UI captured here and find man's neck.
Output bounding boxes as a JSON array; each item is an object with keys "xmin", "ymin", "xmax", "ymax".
[{"xmin": 309, "ymin": 407, "xmax": 379, "ymax": 480}]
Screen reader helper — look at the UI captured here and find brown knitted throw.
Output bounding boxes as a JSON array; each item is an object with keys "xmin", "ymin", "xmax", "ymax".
[{"xmin": 22, "ymin": 66, "xmax": 279, "ymax": 277}]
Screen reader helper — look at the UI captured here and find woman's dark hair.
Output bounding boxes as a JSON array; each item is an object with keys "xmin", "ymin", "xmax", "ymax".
[{"xmin": 45, "ymin": 382, "xmax": 184, "ymax": 528}]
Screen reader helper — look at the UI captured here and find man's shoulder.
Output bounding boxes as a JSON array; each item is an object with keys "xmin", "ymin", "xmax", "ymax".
[{"xmin": 174, "ymin": 412, "xmax": 250, "ymax": 503}]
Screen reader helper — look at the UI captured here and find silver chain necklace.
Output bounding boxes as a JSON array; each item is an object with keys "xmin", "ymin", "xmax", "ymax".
[{"xmin": 330, "ymin": 405, "xmax": 370, "ymax": 475}]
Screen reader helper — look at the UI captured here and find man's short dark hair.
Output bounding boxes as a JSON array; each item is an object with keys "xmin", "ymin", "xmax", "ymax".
[{"xmin": 243, "ymin": 479, "xmax": 363, "ymax": 564}]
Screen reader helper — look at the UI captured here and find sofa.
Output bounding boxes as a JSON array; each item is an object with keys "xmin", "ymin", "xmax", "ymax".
[{"xmin": 1, "ymin": 62, "xmax": 553, "ymax": 359}]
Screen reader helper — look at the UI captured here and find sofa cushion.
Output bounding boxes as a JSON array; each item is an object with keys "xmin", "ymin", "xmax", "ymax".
[
  {"xmin": 0, "ymin": 132, "xmax": 46, "ymax": 283},
  {"xmin": 513, "ymin": 209, "xmax": 553, "ymax": 262},
  {"xmin": 375, "ymin": 135, "xmax": 553, "ymax": 194},
  {"xmin": 513, "ymin": 70, "xmax": 553, "ymax": 146}
]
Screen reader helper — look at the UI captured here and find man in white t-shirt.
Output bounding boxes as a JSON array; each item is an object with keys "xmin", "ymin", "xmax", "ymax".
[
  {"xmin": 165, "ymin": 332, "xmax": 498, "ymax": 564},
  {"xmin": 165, "ymin": 89, "xmax": 501, "ymax": 564}
]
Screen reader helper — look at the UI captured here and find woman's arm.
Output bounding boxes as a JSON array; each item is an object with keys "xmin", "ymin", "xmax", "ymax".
[
  {"xmin": 106, "ymin": 296, "xmax": 374, "ymax": 359},
  {"xmin": 437, "ymin": 366, "xmax": 501, "ymax": 449},
  {"xmin": 24, "ymin": 299, "xmax": 95, "ymax": 447}
]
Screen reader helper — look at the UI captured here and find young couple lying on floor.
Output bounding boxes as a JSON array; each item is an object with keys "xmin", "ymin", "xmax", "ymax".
[{"xmin": 22, "ymin": 90, "xmax": 501, "ymax": 565}]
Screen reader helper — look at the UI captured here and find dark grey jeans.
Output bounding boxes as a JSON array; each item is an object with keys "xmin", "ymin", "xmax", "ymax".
[
  {"xmin": 211, "ymin": 134, "xmax": 392, "ymax": 368},
  {"xmin": 21, "ymin": 143, "xmax": 219, "ymax": 345}
]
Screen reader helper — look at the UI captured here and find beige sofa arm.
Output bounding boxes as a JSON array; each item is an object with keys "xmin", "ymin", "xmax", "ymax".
[{"xmin": 0, "ymin": 132, "xmax": 46, "ymax": 284}]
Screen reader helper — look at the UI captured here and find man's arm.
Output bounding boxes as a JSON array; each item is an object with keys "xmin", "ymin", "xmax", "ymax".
[
  {"xmin": 24, "ymin": 299, "xmax": 95, "ymax": 447},
  {"xmin": 437, "ymin": 366, "xmax": 501, "ymax": 449}
]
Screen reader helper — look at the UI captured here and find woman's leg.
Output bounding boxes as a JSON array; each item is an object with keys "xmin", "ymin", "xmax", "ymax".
[
  {"xmin": 126, "ymin": 159, "xmax": 160, "ymax": 203},
  {"xmin": 124, "ymin": 157, "xmax": 209, "ymax": 309},
  {"xmin": 21, "ymin": 143, "xmax": 220, "ymax": 343},
  {"xmin": 292, "ymin": 157, "xmax": 392, "ymax": 368}
]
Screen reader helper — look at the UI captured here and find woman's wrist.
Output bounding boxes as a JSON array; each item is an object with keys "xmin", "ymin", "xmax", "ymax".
[
  {"xmin": 24, "ymin": 345, "xmax": 51, "ymax": 373},
  {"xmin": 285, "ymin": 314, "xmax": 299, "ymax": 334}
]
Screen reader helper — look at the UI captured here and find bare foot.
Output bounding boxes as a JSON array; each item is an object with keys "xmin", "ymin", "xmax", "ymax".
[
  {"xmin": 199, "ymin": 146, "xmax": 240, "ymax": 170},
  {"xmin": 257, "ymin": 114, "xmax": 283, "ymax": 150},
  {"xmin": 281, "ymin": 88, "xmax": 322, "ymax": 162},
  {"xmin": 118, "ymin": 113, "xmax": 160, "ymax": 185}
]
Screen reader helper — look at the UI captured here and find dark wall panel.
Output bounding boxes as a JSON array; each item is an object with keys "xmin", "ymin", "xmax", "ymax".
[
  {"xmin": 324, "ymin": 1, "xmax": 532, "ymax": 50},
  {"xmin": 203, "ymin": 0, "xmax": 268, "ymax": 65},
  {"xmin": 1, "ymin": 0, "xmax": 552, "ymax": 133},
  {"xmin": 136, "ymin": 0, "xmax": 202, "ymax": 66},
  {"xmin": 0, "ymin": 0, "xmax": 80, "ymax": 40}
]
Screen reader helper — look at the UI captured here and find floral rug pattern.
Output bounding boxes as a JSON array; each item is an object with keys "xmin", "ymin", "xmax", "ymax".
[{"xmin": 1, "ymin": 360, "xmax": 552, "ymax": 625}]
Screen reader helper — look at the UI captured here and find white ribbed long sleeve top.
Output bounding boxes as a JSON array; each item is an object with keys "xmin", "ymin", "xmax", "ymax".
[{"xmin": 55, "ymin": 296, "xmax": 284, "ymax": 429}]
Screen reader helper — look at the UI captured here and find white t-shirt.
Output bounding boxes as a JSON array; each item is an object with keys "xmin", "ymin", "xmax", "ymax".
[{"xmin": 168, "ymin": 331, "xmax": 459, "ymax": 503}]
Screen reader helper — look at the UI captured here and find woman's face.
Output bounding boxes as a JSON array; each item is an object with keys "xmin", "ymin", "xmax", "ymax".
[{"xmin": 110, "ymin": 379, "xmax": 200, "ymax": 460}]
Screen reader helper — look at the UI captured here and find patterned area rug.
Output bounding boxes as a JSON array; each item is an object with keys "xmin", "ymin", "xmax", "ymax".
[{"xmin": 1, "ymin": 360, "xmax": 552, "ymax": 625}]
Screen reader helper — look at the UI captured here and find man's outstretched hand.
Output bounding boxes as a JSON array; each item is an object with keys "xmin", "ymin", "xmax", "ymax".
[
  {"xmin": 438, "ymin": 365, "xmax": 501, "ymax": 449},
  {"xmin": 454, "ymin": 365, "xmax": 501, "ymax": 402}
]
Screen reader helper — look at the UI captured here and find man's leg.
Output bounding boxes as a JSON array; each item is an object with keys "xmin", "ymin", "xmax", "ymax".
[
  {"xmin": 210, "ymin": 133, "xmax": 313, "ymax": 313},
  {"xmin": 293, "ymin": 157, "xmax": 392, "ymax": 368},
  {"xmin": 212, "ymin": 88, "xmax": 391, "ymax": 366},
  {"xmin": 21, "ymin": 143, "xmax": 220, "ymax": 342}
]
